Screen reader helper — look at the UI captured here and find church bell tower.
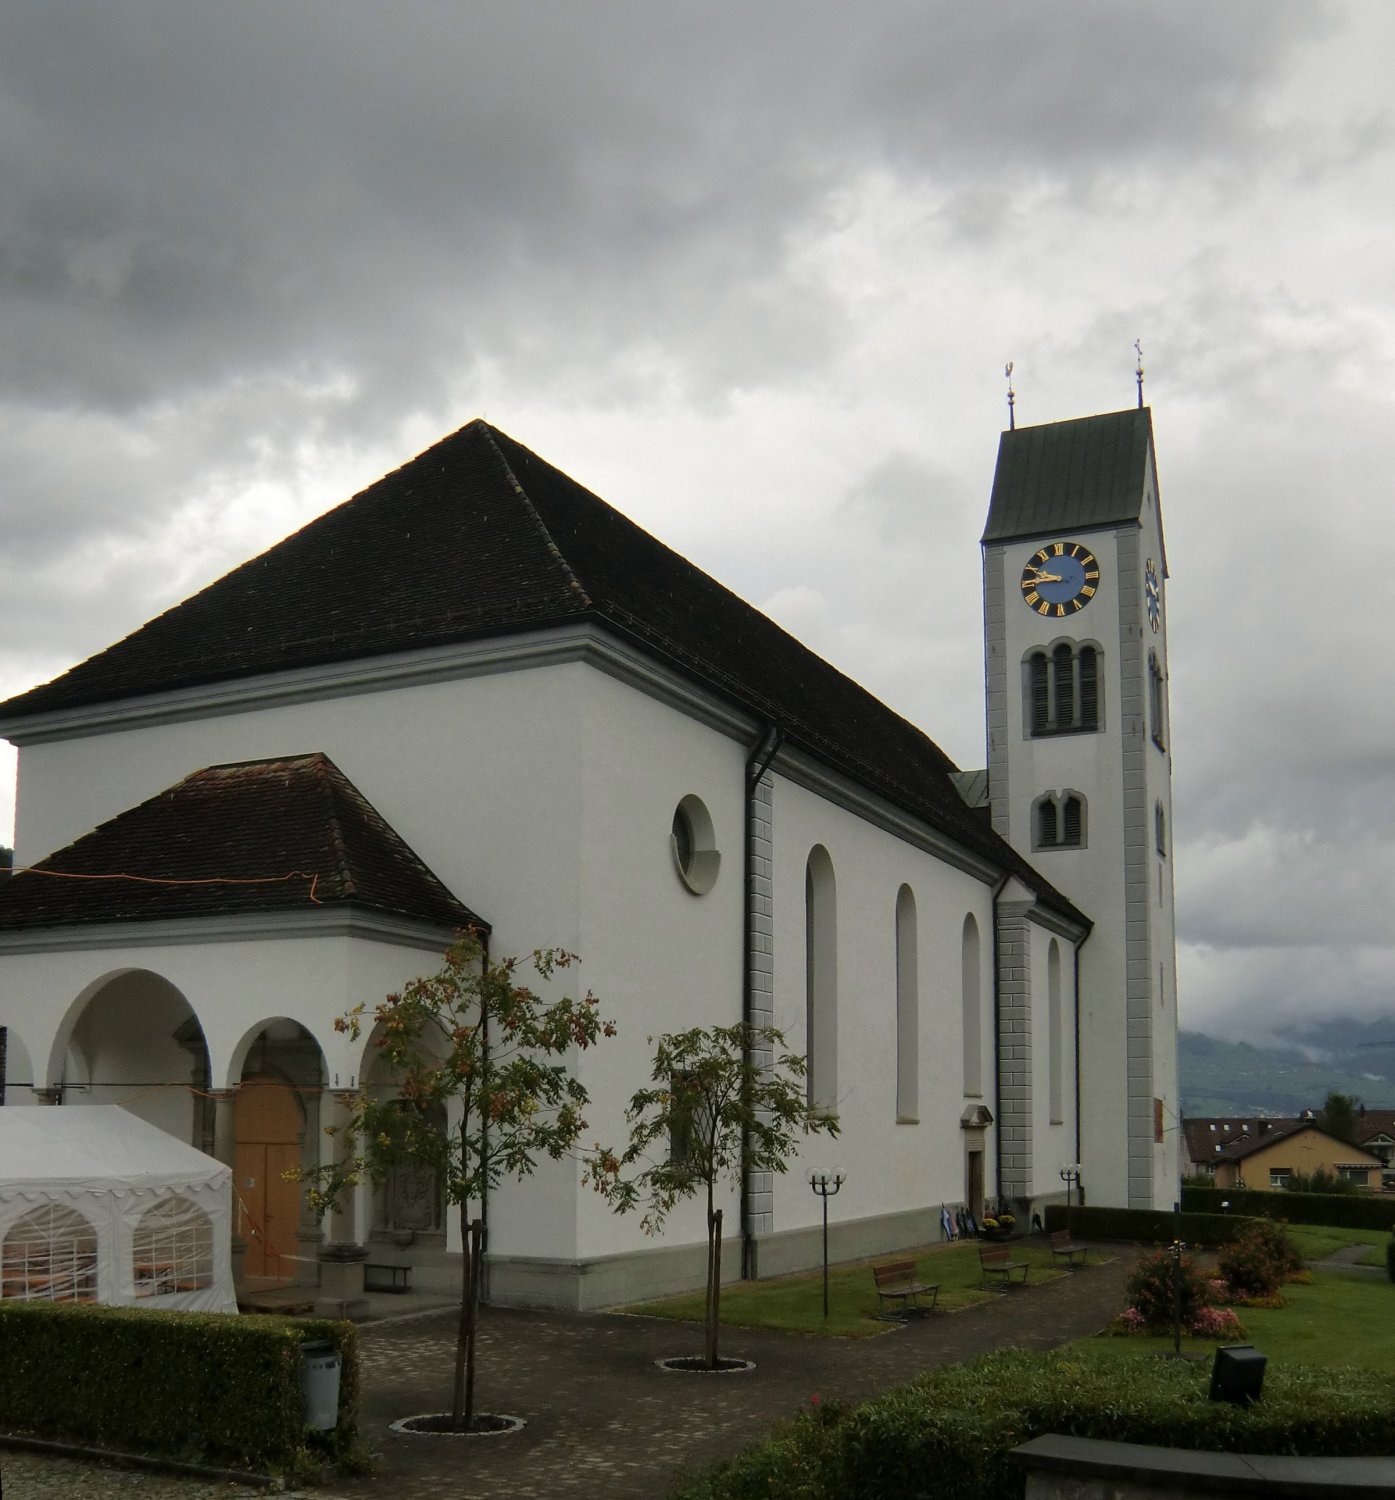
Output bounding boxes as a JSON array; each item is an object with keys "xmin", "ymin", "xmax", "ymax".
[{"xmin": 981, "ymin": 406, "xmax": 1178, "ymax": 1210}]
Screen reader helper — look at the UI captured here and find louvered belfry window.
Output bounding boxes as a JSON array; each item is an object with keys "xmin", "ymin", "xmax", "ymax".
[
  {"xmin": 1036, "ymin": 797, "xmax": 1058, "ymax": 847},
  {"xmin": 1035, "ymin": 792, "xmax": 1086, "ymax": 850},
  {"xmin": 1028, "ymin": 645, "xmax": 1101, "ymax": 736}
]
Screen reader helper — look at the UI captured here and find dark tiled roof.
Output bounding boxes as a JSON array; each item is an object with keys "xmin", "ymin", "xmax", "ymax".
[
  {"xmin": 982, "ymin": 408, "xmax": 1154, "ymax": 545},
  {"xmin": 1213, "ymin": 1120, "xmax": 1383, "ymax": 1165},
  {"xmin": 0, "ymin": 421, "xmax": 1083, "ymax": 921},
  {"xmin": 1181, "ymin": 1116, "xmax": 1298, "ymax": 1165},
  {"xmin": 1355, "ymin": 1110, "xmax": 1395, "ymax": 1146},
  {"xmin": 0, "ymin": 753, "xmax": 484, "ymax": 932}
]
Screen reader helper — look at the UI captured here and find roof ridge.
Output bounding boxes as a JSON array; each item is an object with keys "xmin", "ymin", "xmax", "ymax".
[
  {"xmin": 312, "ymin": 756, "xmax": 358, "ymax": 901},
  {"xmin": 477, "ymin": 422, "xmax": 594, "ymax": 610}
]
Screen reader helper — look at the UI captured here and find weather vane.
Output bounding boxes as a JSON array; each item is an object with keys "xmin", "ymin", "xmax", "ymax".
[
  {"xmin": 1005, "ymin": 361, "xmax": 1016, "ymax": 430},
  {"xmin": 1135, "ymin": 339, "xmax": 1145, "ymax": 409}
]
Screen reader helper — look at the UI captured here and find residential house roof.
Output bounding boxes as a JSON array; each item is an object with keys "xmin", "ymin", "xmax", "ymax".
[
  {"xmin": 1181, "ymin": 1116, "xmax": 1298, "ymax": 1168},
  {"xmin": 0, "ymin": 421, "xmax": 1084, "ymax": 924},
  {"xmin": 0, "ymin": 753, "xmax": 484, "ymax": 932},
  {"xmin": 1213, "ymin": 1121, "xmax": 1383, "ymax": 1167}
]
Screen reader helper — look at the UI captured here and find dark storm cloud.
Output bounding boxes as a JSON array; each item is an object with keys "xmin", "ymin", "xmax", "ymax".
[{"xmin": 1, "ymin": 1, "xmax": 1321, "ymax": 419}]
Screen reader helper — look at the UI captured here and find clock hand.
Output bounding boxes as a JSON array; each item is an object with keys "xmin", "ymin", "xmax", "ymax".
[{"xmin": 1026, "ymin": 570, "xmax": 1064, "ymax": 584}]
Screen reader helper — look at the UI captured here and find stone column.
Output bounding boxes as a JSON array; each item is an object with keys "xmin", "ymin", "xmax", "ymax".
[
  {"xmin": 209, "ymin": 1089, "xmax": 248, "ymax": 1292},
  {"xmin": 32, "ymin": 1086, "xmax": 62, "ymax": 1105}
]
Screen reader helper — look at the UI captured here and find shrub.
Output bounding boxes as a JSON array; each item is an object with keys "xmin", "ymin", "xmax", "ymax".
[
  {"xmin": 1285, "ymin": 1169, "xmax": 1358, "ymax": 1196},
  {"xmin": 1218, "ymin": 1221, "xmax": 1301, "ymax": 1302},
  {"xmin": 670, "ymin": 1350, "xmax": 1395, "ymax": 1500},
  {"xmin": 1125, "ymin": 1247, "xmax": 1217, "ymax": 1330},
  {"xmin": 0, "ymin": 1300, "xmax": 359, "ymax": 1480},
  {"xmin": 1181, "ymin": 1186, "xmax": 1395, "ymax": 1233},
  {"xmin": 1044, "ymin": 1203, "xmax": 1252, "ymax": 1248},
  {"xmin": 1386, "ymin": 1238, "xmax": 1395, "ymax": 1285}
]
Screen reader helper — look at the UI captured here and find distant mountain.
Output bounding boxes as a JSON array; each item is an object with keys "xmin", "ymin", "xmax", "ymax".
[{"xmin": 1179, "ymin": 1023, "xmax": 1395, "ymax": 1118}]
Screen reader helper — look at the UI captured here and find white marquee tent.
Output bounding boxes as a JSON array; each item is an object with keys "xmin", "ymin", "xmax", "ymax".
[{"xmin": 0, "ymin": 1105, "xmax": 237, "ymax": 1314}]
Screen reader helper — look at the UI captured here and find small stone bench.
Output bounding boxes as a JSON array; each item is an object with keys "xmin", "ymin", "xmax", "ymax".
[
  {"xmin": 364, "ymin": 1261, "xmax": 412, "ymax": 1294},
  {"xmin": 1012, "ymin": 1433, "xmax": 1395, "ymax": 1498},
  {"xmin": 1049, "ymin": 1229, "xmax": 1086, "ymax": 1269},
  {"xmin": 979, "ymin": 1243, "xmax": 1029, "ymax": 1288},
  {"xmin": 871, "ymin": 1259, "xmax": 940, "ymax": 1320}
]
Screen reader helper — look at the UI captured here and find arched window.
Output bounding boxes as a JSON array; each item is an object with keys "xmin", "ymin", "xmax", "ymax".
[
  {"xmin": 133, "ymin": 1196, "xmax": 214, "ymax": 1296},
  {"xmin": 805, "ymin": 846, "xmax": 837, "ymax": 1112},
  {"xmin": 895, "ymin": 885, "xmax": 918, "ymax": 1122},
  {"xmin": 1026, "ymin": 643, "xmax": 1101, "ymax": 736},
  {"xmin": 961, "ymin": 913, "xmax": 981, "ymax": 1097},
  {"xmin": 1047, "ymin": 940, "xmax": 1063, "ymax": 1124},
  {"xmin": 1033, "ymin": 792, "xmax": 1086, "ymax": 850},
  {"xmin": 3, "ymin": 1203, "xmax": 98, "ymax": 1303}
]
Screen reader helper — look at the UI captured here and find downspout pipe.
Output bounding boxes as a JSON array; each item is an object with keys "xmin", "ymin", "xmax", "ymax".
[
  {"xmin": 989, "ymin": 872, "xmax": 1010, "ymax": 1207},
  {"xmin": 741, "ymin": 722, "xmax": 784, "ymax": 1281},
  {"xmin": 1072, "ymin": 923, "xmax": 1091, "ymax": 1193}
]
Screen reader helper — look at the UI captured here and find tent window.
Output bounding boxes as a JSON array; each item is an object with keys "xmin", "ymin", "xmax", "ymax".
[
  {"xmin": 133, "ymin": 1196, "xmax": 214, "ymax": 1296},
  {"xmin": 3, "ymin": 1203, "xmax": 98, "ymax": 1303}
]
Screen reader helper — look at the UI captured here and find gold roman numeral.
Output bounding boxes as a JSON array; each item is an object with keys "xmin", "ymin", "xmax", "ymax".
[{"xmin": 1024, "ymin": 590, "xmax": 1040, "ymax": 606}]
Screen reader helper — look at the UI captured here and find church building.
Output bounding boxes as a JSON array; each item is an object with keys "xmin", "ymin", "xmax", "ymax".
[{"xmin": 0, "ymin": 406, "xmax": 1178, "ymax": 1310}]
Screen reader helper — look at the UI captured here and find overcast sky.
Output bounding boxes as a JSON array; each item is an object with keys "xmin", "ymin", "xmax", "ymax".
[{"xmin": 2, "ymin": 2, "xmax": 1392, "ymax": 1048}]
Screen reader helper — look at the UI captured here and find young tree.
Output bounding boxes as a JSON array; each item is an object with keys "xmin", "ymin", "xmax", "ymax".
[
  {"xmin": 295, "ymin": 932, "xmax": 615, "ymax": 1431},
  {"xmin": 1318, "ymin": 1091, "xmax": 1361, "ymax": 1146},
  {"xmin": 597, "ymin": 1023, "xmax": 838, "ymax": 1369}
]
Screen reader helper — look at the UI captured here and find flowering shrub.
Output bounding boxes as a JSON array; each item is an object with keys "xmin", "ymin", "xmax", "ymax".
[
  {"xmin": 1218, "ymin": 1220, "xmax": 1301, "ymax": 1302},
  {"xmin": 1124, "ymin": 1246, "xmax": 1217, "ymax": 1330},
  {"xmin": 1191, "ymin": 1305, "xmax": 1248, "ymax": 1339}
]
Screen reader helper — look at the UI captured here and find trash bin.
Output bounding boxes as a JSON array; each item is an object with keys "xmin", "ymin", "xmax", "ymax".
[{"xmin": 299, "ymin": 1339, "xmax": 342, "ymax": 1431}]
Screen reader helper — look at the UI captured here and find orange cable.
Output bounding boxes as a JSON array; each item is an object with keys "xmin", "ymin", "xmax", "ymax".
[{"xmin": 10, "ymin": 867, "xmax": 322, "ymax": 903}]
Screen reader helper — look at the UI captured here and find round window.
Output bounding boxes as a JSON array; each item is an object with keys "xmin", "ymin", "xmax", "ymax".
[{"xmin": 670, "ymin": 795, "xmax": 720, "ymax": 895}]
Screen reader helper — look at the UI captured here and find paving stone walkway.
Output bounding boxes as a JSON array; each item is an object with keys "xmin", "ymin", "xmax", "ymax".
[{"xmin": 1, "ymin": 1248, "xmax": 1133, "ymax": 1500}]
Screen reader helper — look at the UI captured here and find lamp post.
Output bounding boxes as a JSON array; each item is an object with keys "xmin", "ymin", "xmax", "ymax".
[
  {"xmin": 807, "ymin": 1170, "xmax": 845, "ymax": 1318},
  {"xmin": 1059, "ymin": 1162, "xmax": 1082, "ymax": 1228}
]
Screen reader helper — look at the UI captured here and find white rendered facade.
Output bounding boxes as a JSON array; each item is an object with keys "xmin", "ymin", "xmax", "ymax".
[{"xmin": 0, "ymin": 410, "xmax": 1169, "ymax": 1310}]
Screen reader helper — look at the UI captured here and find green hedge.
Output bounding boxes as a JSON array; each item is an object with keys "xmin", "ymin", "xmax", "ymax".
[
  {"xmin": 1182, "ymin": 1185, "xmax": 1395, "ymax": 1232},
  {"xmin": 1043, "ymin": 1203, "xmax": 1254, "ymax": 1247},
  {"xmin": 669, "ymin": 1349, "xmax": 1395, "ymax": 1500},
  {"xmin": 0, "ymin": 1300, "xmax": 359, "ymax": 1480}
]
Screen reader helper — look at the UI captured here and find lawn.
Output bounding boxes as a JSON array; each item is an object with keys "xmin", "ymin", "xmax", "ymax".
[
  {"xmin": 1284, "ymin": 1223, "xmax": 1391, "ymax": 1264},
  {"xmin": 1066, "ymin": 1266, "xmax": 1395, "ymax": 1371},
  {"xmin": 623, "ymin": 1239, "xmax": 1069, "ymax": 1338}
]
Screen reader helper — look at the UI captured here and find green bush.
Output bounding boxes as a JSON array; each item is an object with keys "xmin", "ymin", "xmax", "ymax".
[
  {"xmin": 1043, "ymin": 1203, "xmax": 1251, "ymax": 1247},
  {"xmin": 1182, "ymin": 1186, "xmax": 1395, "ymax": 1233},
  {"xmin": 669, "ymin": 1350, "xmax": 1395, "ymax": 1500},
  {"xmin": 0, "ymin": 1300, "xmax": 360, "ymax": 1480},
  {"xmin": 1218, "ymin": 1221, "xmax": 1302, "ymax": 1301},
  {"xmin": 1125, "ymin": 1247, "xmax": 1216, "ymax": 1328}
]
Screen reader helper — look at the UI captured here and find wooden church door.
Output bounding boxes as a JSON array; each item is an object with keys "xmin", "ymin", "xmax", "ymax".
[{"xmin": 234, "ymin": 1074, "xmax": 304, "ymax": 1282}]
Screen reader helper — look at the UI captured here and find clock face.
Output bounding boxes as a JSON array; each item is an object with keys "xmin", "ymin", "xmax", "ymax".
[
  {"xmin": 1020, "ymin": 541, "xmax": 1099, "ymax": 617},
  {"xmin": 1145, "ymin": 558, "xmax": 1161, "ymax": 632}
]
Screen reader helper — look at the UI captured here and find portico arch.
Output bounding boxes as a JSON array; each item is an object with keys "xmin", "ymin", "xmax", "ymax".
[{"xmin": 42, "ymin": 969, "xmax": 210, "ymax": 1147}]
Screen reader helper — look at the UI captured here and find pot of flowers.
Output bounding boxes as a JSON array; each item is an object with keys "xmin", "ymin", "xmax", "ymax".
[{"xmin": 980, "ymin": 1212, "xmax": 1016, "ymax": 1241}]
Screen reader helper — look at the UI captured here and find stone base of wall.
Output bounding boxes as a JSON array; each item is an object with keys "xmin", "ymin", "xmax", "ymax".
[
  {"xmin": 1013, "ymin": 1434, "xmax": 1395, "ymax": 1499},
  {"xmin": 477, "ymin": 1203, "xmax": 951, "ymax": 1312}
]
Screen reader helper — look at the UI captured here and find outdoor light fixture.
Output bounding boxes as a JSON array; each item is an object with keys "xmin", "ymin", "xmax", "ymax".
[
  {"xmin": 1058, "ymin": 1163, "xmax": 1082, "ymax": 1210},
  {"xmin": 1209, "ymin": 1344, "xmax": 1266, "ymax": 1406},
  {"xmin": 807, "ymin": 1170, "xmax": 845, "ymax": 1319}
]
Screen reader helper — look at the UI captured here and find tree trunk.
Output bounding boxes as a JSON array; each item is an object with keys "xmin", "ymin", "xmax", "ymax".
[
  {"xmin": 464, "ymin": 1217, "xmax": 483, "ymax": 1424},
  {"xmin": 452, "ymin": 1197, "xmax": 473, "ymax": 1429},
  {"xmin": 705, "ymin": 1206, "xmax": 723, "ymax": 1368}
]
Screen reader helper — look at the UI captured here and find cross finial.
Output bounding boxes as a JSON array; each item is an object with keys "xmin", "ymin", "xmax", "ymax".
[
  {"xmin": 1135, "ymin": 339, "xmax": 1145, "ymax": 408},
  {"xmin": 1005, "ymin": 361, "xmax": 1016, "ymax": 430}
]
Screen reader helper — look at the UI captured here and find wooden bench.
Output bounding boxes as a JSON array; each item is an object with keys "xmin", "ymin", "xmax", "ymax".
[
  {"xmin": 872, "ymin": 1259, "xmax": 940, "ymax": 1320},
  {"xmin": 1049, "ymin": 1229, "xmax": 1086, "ymax": 1269},
  {"xmin": 979, "ymin": 1244, "xmax": 1029, "ymax": 1289}
]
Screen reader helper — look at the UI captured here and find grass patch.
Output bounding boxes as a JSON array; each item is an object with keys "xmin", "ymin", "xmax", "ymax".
[
  {"xmin": 1070, "ymin": 1267, "xmax": 1395, "ymax": 1371},
  {"xmin": 625, "ymin": 1239, "xmax": 1067, "ymax": 1338},
  {"xmin": 1285, "ymin": 1224, "xmax": 1391, "ymax": 1263}
]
